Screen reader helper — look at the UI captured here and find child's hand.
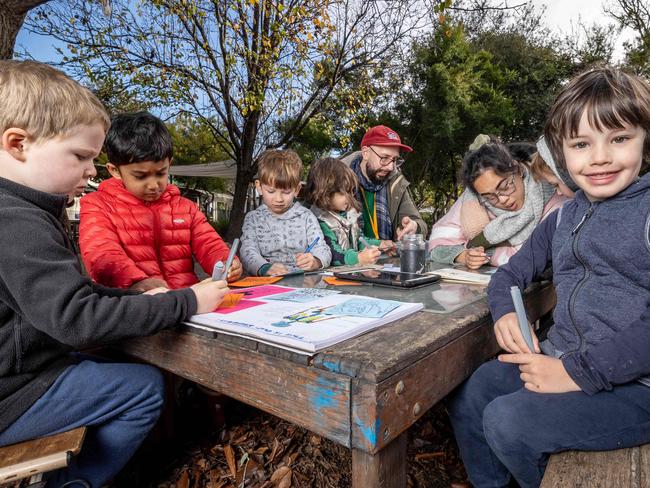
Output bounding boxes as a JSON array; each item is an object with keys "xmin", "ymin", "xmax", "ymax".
[
  {"xmin": 227, "ymin": 258, "xmax": 243, "ymax": 282},
  {"xmin": 494, "ymin": 312, "xmax": 540, "ymax": 354},
  {"xmin": 295, "ymin": 253, "xmax": 321, "ymax": 271},
  {"xmin": 358, "ymin": 247, "xmax": 381, "ymax": 264},
  {"xmin": 498, "ymin": 354, "xmax": 581, "ymax": 393},
  {"xmin": 130, "ymin": 277, "xmax": 169, "ymax": 292},
  {"xmin": 190, "ymin": 278, "xmax": 229, "ymax": 314},
  {"xmin": 396, "ymin": 216, "xmax": 418, "ymax": 240},
  {"xmin": 379, "ymin": 240, "xmax": 398, "ymax": 256},
  {"xmin": 267, "ymin": 263, "xmax": 289, "ymax": 276},
  {"xmin": 455, "ymin": 247, "xmax": 490, "ymax": 270}
]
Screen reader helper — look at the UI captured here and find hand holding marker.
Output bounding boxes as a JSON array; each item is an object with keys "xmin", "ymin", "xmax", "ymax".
[
  {"xmin": 510, "ymin": 286, "xmax": 536, "ymax": 353},
  {"xmin": 304, "ymin": 236, "xmax": 320, "ymax": 253},
  {"xmin": 212, "ymin": 238, "xmax": 240, "ymax": 281}
]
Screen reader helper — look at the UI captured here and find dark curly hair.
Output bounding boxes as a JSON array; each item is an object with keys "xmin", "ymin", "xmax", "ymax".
[{"xmin": 461, "ymin": 139, "xmax": 519, "ymax": 192}]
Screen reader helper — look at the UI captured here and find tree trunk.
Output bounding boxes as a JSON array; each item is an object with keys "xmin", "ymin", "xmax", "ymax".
[
  {"xmin": 225, "ymin": 165, "xmax": 254, "ymax": 243},
  {"xmin": 0, "ymin": 1, "xmax": 50, "ymax": 59}
]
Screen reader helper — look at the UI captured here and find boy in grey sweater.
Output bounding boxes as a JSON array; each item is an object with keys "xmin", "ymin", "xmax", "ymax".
[{"xmin": 240, "ymin": 150, "xmax": 331, "ymax": 276}]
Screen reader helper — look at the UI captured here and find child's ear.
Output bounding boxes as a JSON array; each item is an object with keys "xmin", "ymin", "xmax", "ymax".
[
  {"xmin": 2, "ymin": 128, "xmax": 29, "ymax": 162},
  {"xmin": 106, "ymin": 163, "xmax": 122, "ymax": 180}
]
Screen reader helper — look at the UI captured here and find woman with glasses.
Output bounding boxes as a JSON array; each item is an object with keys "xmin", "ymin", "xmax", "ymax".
[{"xmin": 428, "ymin": 137, "xmax": 567, "ymax": 269}]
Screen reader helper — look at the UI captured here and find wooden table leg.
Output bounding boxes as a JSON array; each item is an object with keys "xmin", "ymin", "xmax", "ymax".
[{"xmin": 351, "ymin": 431, "xmax": 407, "ymax": 487}]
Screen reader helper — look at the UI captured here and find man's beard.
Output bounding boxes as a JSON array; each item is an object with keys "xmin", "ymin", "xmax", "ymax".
[{"xmin": 366, "ymin": 164, "xmax": 390, "ymax": 184}]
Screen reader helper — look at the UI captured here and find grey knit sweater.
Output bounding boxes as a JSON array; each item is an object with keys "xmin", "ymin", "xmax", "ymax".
[{"xmin": 240, "ymin": 202, "xmax": 331, "ymax": 275}]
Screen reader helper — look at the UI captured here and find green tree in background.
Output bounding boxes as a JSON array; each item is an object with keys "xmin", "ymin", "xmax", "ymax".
[
  {"xmin": 27, "ymin": 0, "xmax": 425, "ymax": 240},
  {"xmin": 167, "ymin": 117, "xmax": 230, "ymax": 195},
  {"xmin": 382, "ymin": 22, "xmax": 516, "ymax": 221}
]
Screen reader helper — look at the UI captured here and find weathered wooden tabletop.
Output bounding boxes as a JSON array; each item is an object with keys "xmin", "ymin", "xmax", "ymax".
[{"xmin": 118, "ymin": 280, "xmax": 555, "ymax": 488}]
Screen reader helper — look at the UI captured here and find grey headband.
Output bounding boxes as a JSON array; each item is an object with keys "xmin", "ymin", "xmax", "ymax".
[{"xmin": 536, "ymin": 136, "xmax": 579, "ymax": 192}]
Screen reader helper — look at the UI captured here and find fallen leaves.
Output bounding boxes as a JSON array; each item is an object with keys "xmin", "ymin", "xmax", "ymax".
[{"xmin": 149, "ymin": 402, "xmax": 467, "ymax": 488}]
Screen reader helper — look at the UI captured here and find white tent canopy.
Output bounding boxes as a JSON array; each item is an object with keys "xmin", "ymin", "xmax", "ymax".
[{"xmin": 170, "ymin": 159, "xmax": 237, "ymax": 179}]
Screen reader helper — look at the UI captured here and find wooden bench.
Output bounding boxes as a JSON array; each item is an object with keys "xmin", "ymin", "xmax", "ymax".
[
  {"xmin": 0, "ymin": 427, "xmax": 86, "ymax": 486},
  {"xmin": 541, "ymin": 444, "xmax": 650, "ymax": 487}
]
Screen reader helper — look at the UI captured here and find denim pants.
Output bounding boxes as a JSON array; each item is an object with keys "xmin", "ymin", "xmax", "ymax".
[
  {"xmin": 448, "ymin": 359, "xmax": 650, "ymax": 488},
  {"xmin": 0, "ymin": 360, "xmax": 165, "ymax": 488}
]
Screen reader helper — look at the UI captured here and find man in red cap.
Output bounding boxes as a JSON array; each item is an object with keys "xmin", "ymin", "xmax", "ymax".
[{"xmin": 345, "ymin": 125, "xmax": 427, "ymax": 245}]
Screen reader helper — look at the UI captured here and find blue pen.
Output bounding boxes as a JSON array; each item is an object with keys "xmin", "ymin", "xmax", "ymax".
[{"xmin": 304, "ymin": 236, "xmax": 319, "ymax": 253}]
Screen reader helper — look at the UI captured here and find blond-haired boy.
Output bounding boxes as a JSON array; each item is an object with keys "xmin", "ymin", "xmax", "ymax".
[
  {"xmin": 0, "ymin": 60, "xmax": 228, "ymax": 487},
  {"xmin": 240, "ymin": 149, "xmax": 331, "ymax": 275}
]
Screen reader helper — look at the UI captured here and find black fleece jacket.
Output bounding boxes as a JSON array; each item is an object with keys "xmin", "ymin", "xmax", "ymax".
[{"xmin": 0, "ymin": 177, "xmax": 197, "ymax": 433}]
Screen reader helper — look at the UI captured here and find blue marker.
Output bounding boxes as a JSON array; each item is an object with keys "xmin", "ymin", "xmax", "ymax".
[
  {"xmin": 304, "ymin": 236, "xmax": 320, "ymax": 253},
  {"xmin": 510, "ymin": 286, "xmax": 535, "ymax": 353}
]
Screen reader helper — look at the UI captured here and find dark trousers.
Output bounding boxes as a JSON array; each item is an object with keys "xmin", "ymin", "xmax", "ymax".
[
  {"xmin": 448, "ymin": 359, "xmax": 650, "ymax": 488},
  {"xmin": 0, "ymin": 360, "xmax": 165, "ymax": 488}
]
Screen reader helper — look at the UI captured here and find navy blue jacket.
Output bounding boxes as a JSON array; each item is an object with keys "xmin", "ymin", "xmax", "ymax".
[{"xmin": 488, "ymin": 174, "xmax": 650, "ymax": 395}]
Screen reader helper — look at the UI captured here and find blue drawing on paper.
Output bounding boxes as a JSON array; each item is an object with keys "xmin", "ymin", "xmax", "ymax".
[
  {"xmin": 324, "ymin": 298, "xmax": 401, "ymax": 318},
  {"xmin": 265, "ymin": 288, "xmax": 341, "ymax": 303},
  {"xmin": 271, "ymin": 305, "xmax": 337, "ymax": 328}
]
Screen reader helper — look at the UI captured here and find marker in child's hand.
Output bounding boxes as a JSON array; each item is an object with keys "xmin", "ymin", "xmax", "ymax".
[
  {"xmin": 304, "ymin": 236, "xmax": 319, "ymax": 253},
  {"xmin": 213, "ymin": 238, "xmax": 240, "ymax": 281},
  {"xmin": 359, "ymin": 236, "xmax": 374, "ymax": 249},
  {"xmin": 222, "ymin": 238, "xmax": 240, "ymax": 278},
  {"xmin": 510, "ymin": 286, "xmax": 536, "ymax": 353},
  {"xmin": 212, "ymin": 261, "xmax": 225, "ymax": 281}
]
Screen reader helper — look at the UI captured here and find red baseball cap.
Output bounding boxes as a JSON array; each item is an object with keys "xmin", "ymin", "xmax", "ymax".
[{"xmin": 360, "ymin": 125, "xmax": 413, "ymax": 152}]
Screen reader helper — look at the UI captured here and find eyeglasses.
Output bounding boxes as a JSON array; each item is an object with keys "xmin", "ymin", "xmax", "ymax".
[
  {"xmin": 479, "ymin": 174, "xmax": 517, "ymax": 205},
  {"xmin": 368, "ymin": 146, "xmax": 405, "ymax": 168}
]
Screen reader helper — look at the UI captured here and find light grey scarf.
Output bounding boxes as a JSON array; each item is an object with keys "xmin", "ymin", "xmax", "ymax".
[{"xmin": 462, "ymin": 169, "xmax": 557, "ymax": 246}]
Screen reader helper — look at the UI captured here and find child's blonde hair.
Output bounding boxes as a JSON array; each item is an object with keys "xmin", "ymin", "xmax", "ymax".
[
  {"xmin": 529, "ymin": 152, "xmax": 551, "ymax": 182},
  {"xmin": 544, "ymin": 66, "xmax": 650, "ymax": 170},
  {"xmin": 0, "ymin": 60, "xmax": 110, "ymax": 142},
  {"xmin": 256, "ymin": 149, "xmax": 303, "ymax": 190},
  {"xmin": 305, "ymin": 157, "xmax": 360, "ymax": 212}
]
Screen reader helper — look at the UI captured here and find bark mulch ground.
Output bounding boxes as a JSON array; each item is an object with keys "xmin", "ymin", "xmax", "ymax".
[{"xmin": 115, "ymin": 391, "xmax": 469, "ymax": 488}]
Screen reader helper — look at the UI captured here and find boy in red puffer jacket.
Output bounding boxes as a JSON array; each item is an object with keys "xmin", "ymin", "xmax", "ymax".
[{"xmin": 80, "ymin": 111, "xmax": 242, "ymax": 291}]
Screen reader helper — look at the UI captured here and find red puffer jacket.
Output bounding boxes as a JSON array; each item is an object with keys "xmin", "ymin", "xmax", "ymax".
[{"xmin": 79, "ymin": 178, "xmax": 230, "ymax": 289}]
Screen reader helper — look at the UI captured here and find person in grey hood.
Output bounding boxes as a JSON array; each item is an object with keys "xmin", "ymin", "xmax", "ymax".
[{"xmin": 448, "ymin": 67, "xmax": 650, "ymax": 488}]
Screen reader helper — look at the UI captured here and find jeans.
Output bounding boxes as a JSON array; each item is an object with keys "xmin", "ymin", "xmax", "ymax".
[
  {"xmin": 0, "ymin": 360, "xmax": 165, "ymax": 488},
  {"xmin": 448, "ymin": 359, "xmax": 650, "ymax": 488}
]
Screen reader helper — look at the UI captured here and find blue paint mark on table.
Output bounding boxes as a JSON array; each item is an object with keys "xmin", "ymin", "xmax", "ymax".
[
  {"xmin": 307, "ymin": 377, "xmax": 339, "ymax": 416},
  {"xmin": 354, "ymin": 415, "xmax": 381, "ymax": 447}
]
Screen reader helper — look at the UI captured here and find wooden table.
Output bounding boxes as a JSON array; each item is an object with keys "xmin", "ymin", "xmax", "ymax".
[{"xmin": 118, "ymin": 280, "xmax": 555, "ymax": 487}]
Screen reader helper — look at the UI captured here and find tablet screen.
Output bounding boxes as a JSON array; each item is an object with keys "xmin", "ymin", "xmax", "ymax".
[{"xmin": 333, "ymin": 270, "xmax": 440, "ymax": 288}]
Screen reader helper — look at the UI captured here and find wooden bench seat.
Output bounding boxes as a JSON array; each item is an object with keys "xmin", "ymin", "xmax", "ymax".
[
  {"xmin": 0, "ymin": 427, "xmax": 86, "ymax": 485},
  {"xmin": 541, "ymin": 444, "xmax": 650, "ymax": 487}
]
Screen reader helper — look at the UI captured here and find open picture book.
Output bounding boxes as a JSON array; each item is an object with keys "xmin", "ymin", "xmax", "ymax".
[
  {"xmin": 186, "ymin": 285, "xmax": 423, "ymax": 354},
  {"xmin": 425, "ymin": 267, "xmax": 494, "ymax": 285}
]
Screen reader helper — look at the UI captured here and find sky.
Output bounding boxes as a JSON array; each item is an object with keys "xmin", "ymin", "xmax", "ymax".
[{"xmin": 532, "ymin": 0, "xmax": 635, "ymax": 60}]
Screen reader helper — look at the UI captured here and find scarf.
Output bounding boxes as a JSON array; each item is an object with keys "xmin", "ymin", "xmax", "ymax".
[
  {"xmin": 460, "ymin": 169, "xmax": 557, "ymax": 246},
  {"xmin": 350, "ymin": 156, "xmax": 392, "ymax": 240}
]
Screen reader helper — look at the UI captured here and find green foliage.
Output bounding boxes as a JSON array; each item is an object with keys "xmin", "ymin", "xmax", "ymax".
[
  {"xmin": 385, "ymin": 22, "xmax": 517, "ymax": 217},
  {"xmin": 471, "ymin": 30, "xmax": 575, "ymax": 141},
  {"xmin": 167, "ymin": 117, "xmax": 230, "ymax": 193}
]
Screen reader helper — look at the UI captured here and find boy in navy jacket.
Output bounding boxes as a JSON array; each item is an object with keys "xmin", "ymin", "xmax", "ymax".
[{"xmin": 448, "ymin": 67, "xmax": 650, "ymax": 488}]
